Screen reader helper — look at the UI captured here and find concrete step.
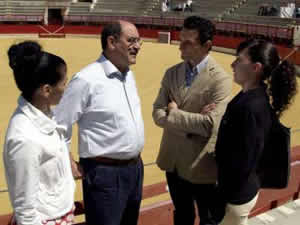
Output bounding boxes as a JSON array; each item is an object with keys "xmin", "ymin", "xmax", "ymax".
[{"xmin": 249, "ymin": 200, "xmax": 300, "ymax": 225}]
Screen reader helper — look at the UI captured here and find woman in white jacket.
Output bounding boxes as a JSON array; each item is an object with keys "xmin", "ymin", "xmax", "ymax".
[{"xmin": 3, "ymin": 41, "xmax": 75, "ymax": 225}]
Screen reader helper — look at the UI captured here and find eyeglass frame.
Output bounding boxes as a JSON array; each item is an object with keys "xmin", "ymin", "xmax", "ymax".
[
  {"xmin": 127, "ymin": 37, "xmax": 143, "ymax": 46},
  {"xmin": 110, "ymin": 34, "xmax": 143, "ymax": 47}
]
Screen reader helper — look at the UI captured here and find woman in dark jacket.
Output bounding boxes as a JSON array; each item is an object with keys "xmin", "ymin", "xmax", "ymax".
[{"xmin": 215, "ymin": 39, "xmax": 298, "ymax": 225}]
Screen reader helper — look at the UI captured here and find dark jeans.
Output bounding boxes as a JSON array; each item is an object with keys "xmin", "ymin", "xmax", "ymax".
[
  {"xmin": 80, "ymin": 157, "xmax": 144, "ymax": 225},
  {"xmin": 166, "ymin": 171, "xmax": 220, "ymax": 225}
]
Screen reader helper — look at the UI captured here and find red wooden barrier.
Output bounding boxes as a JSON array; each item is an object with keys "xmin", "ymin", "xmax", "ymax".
[
  {"xmin": 1, "ymin": 146, "xmax": 299, "ymax": 225},
  {"xmin": 139, "ymin": 146, "xmax": 300, "ymax": 225}
]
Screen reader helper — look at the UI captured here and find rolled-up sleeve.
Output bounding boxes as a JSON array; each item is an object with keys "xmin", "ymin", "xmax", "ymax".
[{"xmin": 5, "ymin": 138, "xmax": 42, "ymax": 225}]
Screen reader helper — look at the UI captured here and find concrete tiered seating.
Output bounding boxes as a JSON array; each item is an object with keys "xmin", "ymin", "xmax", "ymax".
[
  {"xmin": 68, "ymin": 0, "xmax": 236, "ymax": 21},
  {"xmin": 0, "ymin": 1, "xmax": 7, "ymax": 15},
  {"xmin": 0, "ymin": 0, "xmax": 45, "ymax": 22},
  {"xmin": 68, "ymin": 0, "xmax": 149, "ymax": 17},
  {"xmin": 144, "ymin": 0, "xmax": 235, "ymax": 21},
  {"xmin": 90, "ymin": 0, "xmax": 145, "ymax": 16},
  {"xmin": 5, "ymin": 0, "xmax": 46, "ymax": 15},
  {"xmin": 192, "ymin": 0, "xmax": 236, "ymax": 19},
  {"xmin": 68, "ymin": 1, "xmax": 91, "ymax": 15},
  {"xmin": 223, "ymin": 14, "xmax": 295, "ymax": 27},
  {"xmin": 223, "ymin": 0, "xmax": 294, "ymax": 27}
]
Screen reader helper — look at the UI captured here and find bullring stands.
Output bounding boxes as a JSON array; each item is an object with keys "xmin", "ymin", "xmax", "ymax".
[
  {"xmin": 222, "ymin": 0, "xmax": 295, "ymax": 27},
  {"xmin": 91, "ymin": 0, "xmax": 145, "ymax": 16},
  {"xmin": 0, "ymin": 0, "xmax": 297, "ymax": 27},
  {"xmin": 67, "ymin": 0, "xmax": 238, "ymax": 21},
  {"xmin": 68, "ymin": 0, "xmax": 158, "ymax": 17},
  {"xmin": 0, "ymin": 0, "xmax": 296, "ymax": 45},
  {"xmin": 68, "ymin": 1, "xmax": 91, "ymax": 15},
  {"xmin": 139, "ymin": 0, "xmax": 236, "ymax": 20},
  {"xmin": 1, "ymin": 0, "xmax": 46, "ymax": 16},
  {"xmin": 0, "ymin": 0, "xmax": 57, "ymax": 22}
]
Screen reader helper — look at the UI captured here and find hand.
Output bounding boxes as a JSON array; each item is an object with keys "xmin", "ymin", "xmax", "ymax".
[
  {"xmin": 200, "ymin": 103, "xmax": 216, "ymax": 115},
  {"xmin": 168, "ymin": 101, "xmax": 178, "ymax": 111},
  {"xmin": 71, "ymin": 159, "xmax": 84, "ymax": 179}
]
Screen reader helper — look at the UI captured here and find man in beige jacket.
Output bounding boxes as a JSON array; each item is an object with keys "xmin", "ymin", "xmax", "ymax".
[{"xmin": 153, "ymin": 16, "xmax": 232, "ymax": 225}]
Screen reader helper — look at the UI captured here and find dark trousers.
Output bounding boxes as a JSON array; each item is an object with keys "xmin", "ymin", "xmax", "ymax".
[
  {"xmin": 166, "ymin": 171, "xmax": 219, "ymax": 225},
  {"xmin": 80, "ymin": 157, "xmax": 144, "ymax": 225}
]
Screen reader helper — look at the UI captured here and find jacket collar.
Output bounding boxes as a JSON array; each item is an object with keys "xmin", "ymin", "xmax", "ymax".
[
  {"xmin": 18, "ymin": 96, "xmax": 63, "ymax": 134},
  {"xmin": 185, "ymin": 55, "xmax": 209, "ymax": 74}
]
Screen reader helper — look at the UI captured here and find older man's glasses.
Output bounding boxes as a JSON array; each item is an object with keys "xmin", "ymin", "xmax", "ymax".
[{"xmin": 127, "ymin": 37, "xmax": 143, "ymax": 46}]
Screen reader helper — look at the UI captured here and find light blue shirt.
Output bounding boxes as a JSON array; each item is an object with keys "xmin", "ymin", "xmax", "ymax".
[
  {"xmin": 53, "ymin": 55, "xmax": 145, "ymax": 159},
  {"xmin": 185, "ymin": 55, "xmax": 209, "ymax": 87}
]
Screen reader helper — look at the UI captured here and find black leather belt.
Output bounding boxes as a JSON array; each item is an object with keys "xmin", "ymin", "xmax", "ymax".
[{"xmin": 88, "ymin": 155, "xmax": 140, "ymax": 166}]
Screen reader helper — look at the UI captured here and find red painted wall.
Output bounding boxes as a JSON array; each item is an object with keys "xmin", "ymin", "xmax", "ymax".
[
  {"xmin": 0, "ymin": 25, "xmax": 39, "ymax": 33},
  {"xmin": 1, "ymin": 25, "xmax": 300, "ymax": 65},
  {"xmin": 64, "ymin": 25, "xmax": 102, "ymax": 35},
  {"xmin": 213, "ymin": 35, "xmax": 245, "ymax": 49}
]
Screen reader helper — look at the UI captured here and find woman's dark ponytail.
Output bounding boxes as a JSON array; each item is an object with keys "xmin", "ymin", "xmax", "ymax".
[
  {"xmin": 237, "ymin": 39, "xmax": 298, "ymax": 118},
  {"xmin": 269, "ymin": 60, "xmax": 297, "ymax": 117}
]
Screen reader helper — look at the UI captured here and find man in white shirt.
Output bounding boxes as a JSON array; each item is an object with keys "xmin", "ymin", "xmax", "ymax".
[{"xmin": 54, "ymin": 20, "xmax": 144, "ymax": 225}]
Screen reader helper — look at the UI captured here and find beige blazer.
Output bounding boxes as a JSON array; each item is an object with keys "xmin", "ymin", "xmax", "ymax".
[{"xmin": 153, "ymin": 56, "xmax": 232, "ymax": 184}]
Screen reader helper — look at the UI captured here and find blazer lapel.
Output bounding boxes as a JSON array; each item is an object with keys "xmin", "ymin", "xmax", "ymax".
[
  {"xmin": 169, "ymin": 62, "xmax": 189, "ymax": 107},
  {"xmin": 180, "ymin": 58, "xmax": 214, "ymax": 107}
]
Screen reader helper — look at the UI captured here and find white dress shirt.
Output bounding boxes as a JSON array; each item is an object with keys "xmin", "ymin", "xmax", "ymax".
[
  {"xmin": 3, "ymin": 96, "xmax": 75, "ymax": 225},
  {"xmin": 53, "ymin": 55, "xmax": 145, "ymax": 159},
  {"xmin": 195, "ymin": 54, "xmax": 209, "ymax": 75}
]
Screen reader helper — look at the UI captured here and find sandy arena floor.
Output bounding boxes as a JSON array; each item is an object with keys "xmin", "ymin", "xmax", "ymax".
[{"xmin": 0, "ymin": 37, "xmax": 299, "ymax": 215}]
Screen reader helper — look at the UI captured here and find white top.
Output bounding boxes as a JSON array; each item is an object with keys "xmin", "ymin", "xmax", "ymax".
[
  {"xmin": 53, "ymin": 55, "xmax": 145, "ymax": 159},
  {"xmin": 3, "ymin": 96, "xmax": 75, "ymax": 225},
  {"xmin": 280, "ymin": 3, "xmax": 295, "ymax": 18},
  {"xmin": 162, "ymin": 2, "xmax": 168, "ymax": 12}
]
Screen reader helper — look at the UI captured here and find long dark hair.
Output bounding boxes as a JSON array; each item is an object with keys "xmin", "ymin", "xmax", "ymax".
[
  {"xmin": 8, "ymin": 41, "xmax": 66, "ymax": 102},
  {"xmin": 237, "ymin": 39, "xmax": 298, "ymax": 117}
]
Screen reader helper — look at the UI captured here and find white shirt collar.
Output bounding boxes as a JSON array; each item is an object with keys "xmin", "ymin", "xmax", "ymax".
[
  {"xmin": 97, "ymin": 54, "xmax": 129, "ymax": 79},
  {"xmin": 18, "ymin": 96, "xmax": 65, "ymax": 134},
  {"xmin": 194, "ymin": 54, "xmax": 209, "ymax": 74}
]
